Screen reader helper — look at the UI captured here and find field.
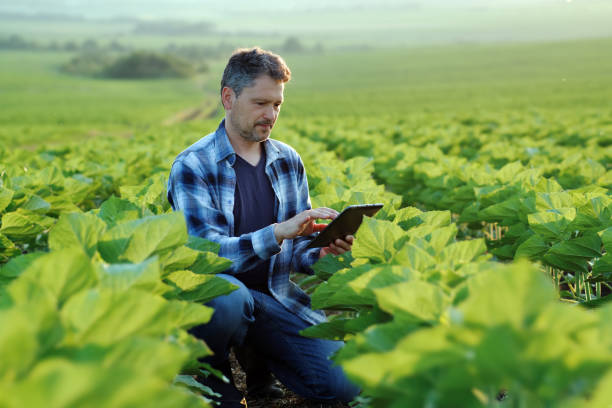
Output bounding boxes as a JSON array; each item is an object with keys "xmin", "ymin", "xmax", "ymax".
[{"xmin": 1, "ymin": 25, "xmax": 612, "ymax": 408}]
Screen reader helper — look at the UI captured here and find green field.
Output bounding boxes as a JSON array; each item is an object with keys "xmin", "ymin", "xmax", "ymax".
[
  {"xmin": 1, "ymin": 24, "xmax": 612, "ymax": 408},
  {"xmin": 3, "ymin": 36, "xmax": 612, "ymax": 148}
]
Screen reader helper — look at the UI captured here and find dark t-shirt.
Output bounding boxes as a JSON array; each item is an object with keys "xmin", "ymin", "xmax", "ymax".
[{"xmin": 232, "ymin": 148, "xmax": 277, "ymax": 292}]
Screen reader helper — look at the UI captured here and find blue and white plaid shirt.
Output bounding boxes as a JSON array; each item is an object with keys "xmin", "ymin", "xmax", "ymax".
[{"xmin": 167, "ymin": 120, "xmax": 325, "ymax": 325}]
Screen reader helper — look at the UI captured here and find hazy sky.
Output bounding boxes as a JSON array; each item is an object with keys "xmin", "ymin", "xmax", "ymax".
[
  {"xmin": 0, "ymin": 0, "xmax": 602, "ymax": 20},
  {"xmin": 1, "ymin": 0, "xmax": 611, "ymax": 47}
]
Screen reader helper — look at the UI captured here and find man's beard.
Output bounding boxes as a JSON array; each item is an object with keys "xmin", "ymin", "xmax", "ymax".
[{"xmin": 230, "ymin": 114, "xmax": 272, "ymax": 143}]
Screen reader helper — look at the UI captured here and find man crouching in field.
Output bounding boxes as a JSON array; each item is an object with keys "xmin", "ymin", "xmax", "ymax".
[{"xmin": 167, "ymin": 47, "xmax": 359, "ymax": 407}]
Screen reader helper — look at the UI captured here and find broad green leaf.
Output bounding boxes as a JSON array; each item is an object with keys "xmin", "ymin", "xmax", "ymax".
[
  {"xmin": 547, "ymin": 233, "xmax": 602, "ymax": 259},
  {"xmin": 459, "ymin": 261, "xmax": 556, "ymax": 328},
  {"xmin": 0, "ymin": 252, "xmax": 43, "ymax": 283},
  {"xmin": 9, "ymin": 248, "xmax": 97, "ymax": 307},
  {"xmin": 496, "ymin": 161, "xmax": 524, "ymax": 183},
  {"xmin": 48, "ymin": 212, "xmax": 106, "ymax": 257},
  {"xmin": 0, "ymin": 233, "xmax": 20, "ymax": 264},
  {"xmin": 189, "ymin": 251, "xmax": 233, "ymax": 275},
  {"xmin": 174, "ymin": 374, "xmax": 221, "ymax": 398},
  {"xmin": 0, "ymin": 308, "xmax": 41, "ymax": 378},
  {"xmin": 527, "ymin": 208, "xmax": 576, "ymax": 241},
  {"xmin": 62, "ymin": 288, "xmax": 213, "ymax": 345},
  {"xmin": 300, "ymin": 308, "xmax": 391, "ymax": 341},
  {"xmin": 570, "ymin": 196, "xmax": 612, "ymax": 231},
  {"xmin": 99, "ymin": 257, "xmax": 167, "ymax": 294},
  {"xmin": 158, "ymin": 246, "xmax": 201, "ymax": 274},
  {"xmin": 374, "ymin": 281, "xmax": 447, "ymax": 323},
  {"xmin": 102, "ymin": 337, "xmax": 189, "ymax": 381},
  {"xmin": 310, "ymin": 264, "xmax": 374, "ymax": 310},
  {"xmin": 535, "ymin": 192, "xmax": 577, "ymax": 211},
  {"xmin": 392, "ymin": 243, "xmax": 436, "ymax": 273},
  {"xmin": 543, "ymin": 252, "xmax": 589, "ymax": 274},
  {"xmin": 2, "ymin": 358, "xmax": 209, "ymax": 408},
  {"xmin": 98, "ymin": 212, "xmax": 188, "ymax": 263},
  {"xmin": 601, "ymin": 227, "xmax": 612, "ymax": 252},
  {"xmin": 166, "ymin": 270, "xmax": 237, "ymax": 304},
  {"xmin": 479, "ymin": 196, "xmax": 521, "ymax": 224},
  {"xmin": 515, "ymin": 234, "xmax": 549, "ymax": 259},
  {"xmin": 438, "ymin": 239, "xmax": 487, "ymax": 267},
  {"xmin": 352, "ymin": 218, "xmax": 405, "ymax": 263},
  {"xmin": 311, "ymin": 251, "xmax": 353, "ymax": 280},
  {"xmin": 0, "ymin": 186, "xmax": 13, "ymax": 213},
  {"xmin": 97, "ymin": 196, "xmax": 142, "ymax": 227},
  {"xmin": 591, "ymin": 253, "xmax": 612, "ymax": 276},
  {"xmin": 21, "ymin": 195, "xmax": 51, "ymax": 213},
  {"xmin": 418, "ymin": 210, "xmax": 451, "ymax": 227},
  {"xmin": 391, "ymin": 206, "xmax": 422, "ymax": 226},
  {"xmin": 186, "ymin": 235, "xmax": 221, "ymax": 254},
  {"xmin": 424, "ymin": 224, "xmax": 458, "ymax": 255},
  {"xmin": 0, "ymin": 209, "xmax": 55, "ymax": 240}
]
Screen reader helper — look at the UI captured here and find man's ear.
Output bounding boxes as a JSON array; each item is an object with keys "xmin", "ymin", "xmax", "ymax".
[{"xmin": 221, "ymin": 87, "xmax": 234, "ymax": 110}]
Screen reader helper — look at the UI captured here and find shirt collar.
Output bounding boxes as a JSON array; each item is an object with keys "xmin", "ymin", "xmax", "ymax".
[{"xmin": 214, "ymin": 118, "xmax": 282, "ymax": 166}]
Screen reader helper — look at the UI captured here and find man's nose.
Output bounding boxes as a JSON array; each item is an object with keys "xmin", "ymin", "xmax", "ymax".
[{"xmin": 263, "ymin": 106, "xmax": 277, "ymax": 121}]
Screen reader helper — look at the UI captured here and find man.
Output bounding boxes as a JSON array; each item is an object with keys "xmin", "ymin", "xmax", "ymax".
[{"xmin": 167, "ymin": 47, "xmax": 359, "ymax": 407}]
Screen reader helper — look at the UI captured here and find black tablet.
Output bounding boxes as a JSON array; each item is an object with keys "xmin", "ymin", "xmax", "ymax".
[{"xmin": 306, "ymin": 204, "xmax": 383, "ymax": 249}]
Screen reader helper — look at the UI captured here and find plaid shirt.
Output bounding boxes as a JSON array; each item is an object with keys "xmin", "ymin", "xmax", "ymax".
[{"xmin": 167, "ymin": 120, "xmax": 325, "ymax": 325}]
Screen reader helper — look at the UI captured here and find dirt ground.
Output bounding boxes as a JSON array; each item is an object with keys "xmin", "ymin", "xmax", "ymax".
[{"xmin": 228, "ymin": 351, "xmax": 349, "ymax": 408}]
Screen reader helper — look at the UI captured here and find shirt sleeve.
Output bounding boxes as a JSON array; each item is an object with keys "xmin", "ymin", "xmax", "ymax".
[
  {"xmin": 167, "ymin": 158, "xmax": 281, "ymax": 275},
  {"xmin": 290, "ymin": 156, "xmax": 321, "ymax": 275}
]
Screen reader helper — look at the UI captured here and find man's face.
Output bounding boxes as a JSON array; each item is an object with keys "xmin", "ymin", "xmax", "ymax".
[{"xmin": 225, "ymin": 75, "xmax": 284, "ymax": 143}]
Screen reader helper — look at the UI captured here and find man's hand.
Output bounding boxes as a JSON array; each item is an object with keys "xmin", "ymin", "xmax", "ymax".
[
  {"xmin": 320, "ymin": 235, "xmax": 354, "ymax": 258},
  {"xmin": 274, "ymin": 207, "xmax": 338, "ymax": 244}
]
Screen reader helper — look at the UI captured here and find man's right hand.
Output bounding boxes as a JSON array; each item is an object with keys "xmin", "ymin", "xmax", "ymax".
[{"xmin": 274, "ymin": 207, "xmax": 338, "ymax": 244}]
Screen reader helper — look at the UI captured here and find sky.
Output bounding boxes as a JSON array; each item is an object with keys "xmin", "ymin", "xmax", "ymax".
[{"xmin": 1, "ymin": 0, "xmax": 611, "ymax": 47}]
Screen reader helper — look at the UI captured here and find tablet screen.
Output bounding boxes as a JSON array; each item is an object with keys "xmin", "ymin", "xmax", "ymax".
[{"xmin": 306, "ymin": 204, "xmax": 383, "ymax": 248}]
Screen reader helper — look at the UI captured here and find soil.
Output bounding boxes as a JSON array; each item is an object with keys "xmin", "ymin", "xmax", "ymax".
[{"xmin": 228, "ymin": 350, "xmax": 349, "ymax": 408}]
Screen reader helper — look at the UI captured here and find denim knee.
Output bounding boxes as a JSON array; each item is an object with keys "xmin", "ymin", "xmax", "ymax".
[{"xmin": 188, "ymin": 274, "xmax": 255, "ymax": 363}]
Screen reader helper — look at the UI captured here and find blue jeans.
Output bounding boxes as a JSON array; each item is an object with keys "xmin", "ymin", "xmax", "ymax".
[{"xmin": 188, "ymin": 274, "xmax": 360, "ymax": 403}]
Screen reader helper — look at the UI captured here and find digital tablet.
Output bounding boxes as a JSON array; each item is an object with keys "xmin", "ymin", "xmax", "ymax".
[{"xmin": 306, "ymin": 204, "xmax": 384, "ymax": 249}]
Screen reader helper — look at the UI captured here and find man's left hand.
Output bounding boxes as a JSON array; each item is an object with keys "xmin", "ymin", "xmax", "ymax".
[{"xmin": 319, "ymin": 235, "xmax": 354, "ymax": 258}]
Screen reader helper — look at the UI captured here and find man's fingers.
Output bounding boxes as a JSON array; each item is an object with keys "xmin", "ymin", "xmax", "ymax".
[
  {"xmin": 334, "ymin": 238, "xmax": 351, "ymax": 251},
  {"xmin": 308, "ymin": 207, "xmax": 338, "ymax": 220},
  {"xmin": 313, "ymin": 223, "xmax": 327, "ymax": 232}
]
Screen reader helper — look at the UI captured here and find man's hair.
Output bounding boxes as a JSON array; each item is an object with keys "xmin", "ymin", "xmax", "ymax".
[{"xmin": 220, "ymin": 47, "xmax": 291, "ymax": 97}]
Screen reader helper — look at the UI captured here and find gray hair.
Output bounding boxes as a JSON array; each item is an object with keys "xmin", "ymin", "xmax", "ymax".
[{"xmin": 220, "ymin": 47, "xmax": 291, "ymax": 97}]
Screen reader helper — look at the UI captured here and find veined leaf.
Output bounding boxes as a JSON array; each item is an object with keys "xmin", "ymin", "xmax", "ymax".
[
  {"xmin": 165, "ymin": 270, "xmax": 237, "ymax": 304},
  {"xmin": 8, "ymin": 248, "xmax": 97, "ymax": 307},
  {"xmin": 527, "ymin": 208, "xmax": 576, "ymax": 241},
  {"xmin": 459, "ymin": 261, "xmax": 557, "ymax": 328},
  {"xmin": 98, "ymin": 212, "xmax": 188, "ymax": 263},
  {"xmin": 0, "ymin": 186, "xmax": 14, "ymax": 213},
  {"xmin": 99, "ymin": 257, "xmax": 167, "ymax": 294},
  {"xmin": 438, "ymin": 239, "xmax": 487, "ymax": 268},
  {"xmin": 547, "ymin": 233, "xmax": 602, "ymax": 259},
  {"xmin": 0, "ymin": 209, "xmax": 55, "ymax": 240},
  {"xmin": 515, "ymin": 234, "xmax": 549, "ymax": 260},
  {"xmin": 601, "ymin": 227, "xmax": 612, "ymax": 252},
  {"xmin": 352, "ymin": 218, "xmax": 405, "ymax": 263},
  {"xmin": 97, "ymin": 196, "xmax": 142, "ymax": 227},
  {"xmin": 48, "ymin": 212, "xmax": 106, "ymax": 257},
  {"xmin": 61, "ymin": 288, "xmax": 213, "ymax": 345},
  {"xmin": 374, "ymin": 281, "xmax": 447, "ymax": 323}
]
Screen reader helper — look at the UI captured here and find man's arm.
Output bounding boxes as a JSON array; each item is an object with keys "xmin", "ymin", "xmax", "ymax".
[{"xmin": 168, "ymin": 159, "xmax": 281, "ymax": 274}]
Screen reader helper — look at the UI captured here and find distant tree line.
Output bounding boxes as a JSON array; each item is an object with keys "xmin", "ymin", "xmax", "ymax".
[
  {"xmin": 0, "ymin": 34, "xmax": 128, "ymax": 53},
  {"xmin": 132, "ymin": 20, "xmax": 215, "ymax": 36},
  {"xmin": 61, "ymin": 51, "xmax": 202, "ymax": 79}
]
